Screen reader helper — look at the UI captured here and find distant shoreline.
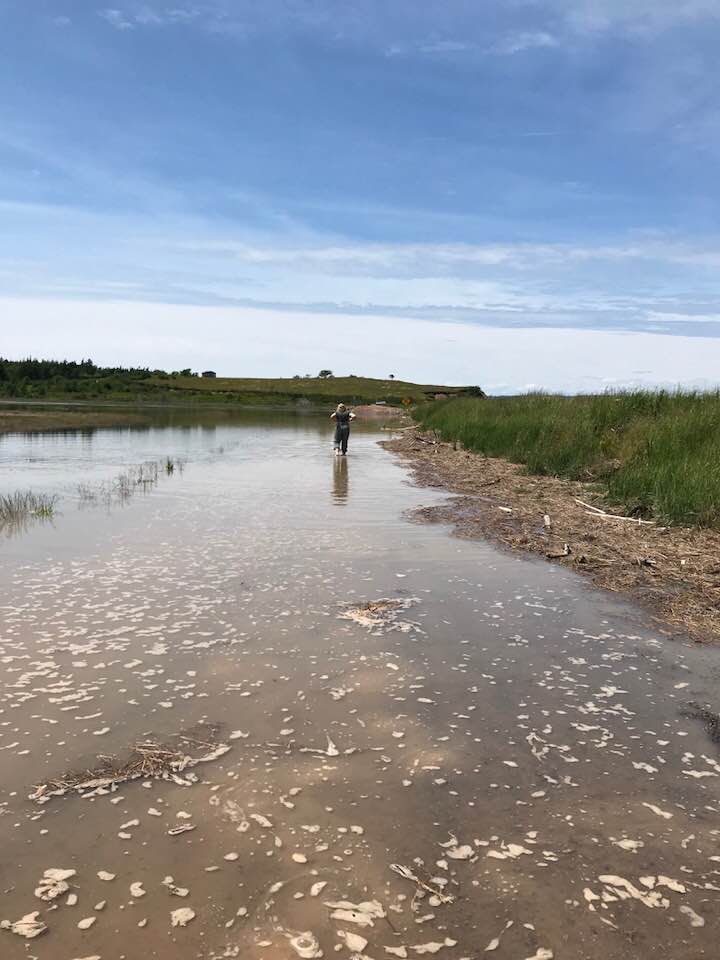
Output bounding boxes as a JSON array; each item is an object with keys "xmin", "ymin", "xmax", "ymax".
[
  {"xmin": 0, "ymin": 398, "xmax": 407, "ymax": 435},
  {"xmin": 0, "ymin": 406, "xmax": 153, "ymax": 434}
]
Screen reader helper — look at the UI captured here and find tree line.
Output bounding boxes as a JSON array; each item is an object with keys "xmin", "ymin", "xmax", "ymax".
[
  {"xmin": 0, "ymin": 357, "xmax": 161, "ymax": 382},
  {"xmin": 0, "ymin": 357, "xmax": 167, "ymax": 399}
]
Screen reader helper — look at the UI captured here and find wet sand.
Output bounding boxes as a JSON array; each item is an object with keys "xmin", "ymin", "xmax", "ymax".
[{"xmin": 1, "ymin": 415, "xmax": 719, "ymax": 959}]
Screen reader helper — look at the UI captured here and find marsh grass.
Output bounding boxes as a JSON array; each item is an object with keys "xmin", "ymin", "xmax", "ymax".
[
  {"xmin": 415, "ymin": 391, "xmax": 720, "ymax": 528},
  {"xmin": 0, "ymin": 491, "xmax": 57, "ymax": 534},
  {"xmin": 77, "ymin": 456, "xmax": 184, "ymax": 507}
]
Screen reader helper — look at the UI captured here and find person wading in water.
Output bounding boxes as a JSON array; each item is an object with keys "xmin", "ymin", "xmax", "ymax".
[{"xmin": 330, "ymin": 403, "xmax": 355, "ymax": 456}]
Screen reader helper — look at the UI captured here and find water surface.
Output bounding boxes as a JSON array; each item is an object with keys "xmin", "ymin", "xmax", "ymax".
[{"xmin": 1, "ymin": 412, "xmax": 718, "ymax": 959}]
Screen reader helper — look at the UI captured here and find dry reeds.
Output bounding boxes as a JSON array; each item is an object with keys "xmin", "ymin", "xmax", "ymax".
[{"xmin": 30, "ymin": 723, "xmax": 229, "ymax": 803}]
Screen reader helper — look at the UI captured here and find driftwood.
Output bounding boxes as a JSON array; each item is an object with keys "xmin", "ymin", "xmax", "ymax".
[
  {"xmin": 389, "ymin": 863, "xmax": 454, "ymax": 904},
  {"xmin": 574, "ymin": 498, "xmax": 655, "ymax": 525}
]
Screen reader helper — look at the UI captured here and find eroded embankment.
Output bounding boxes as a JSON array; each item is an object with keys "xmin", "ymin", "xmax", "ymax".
[{"xmin": 383, "ymin": 428, "xmax": 720, "ymax": 643}]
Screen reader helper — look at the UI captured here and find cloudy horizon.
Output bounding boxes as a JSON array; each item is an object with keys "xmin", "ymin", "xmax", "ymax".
[{"xmin": 2, "ymin": 2, "xmax": 720, "ymax": 391}]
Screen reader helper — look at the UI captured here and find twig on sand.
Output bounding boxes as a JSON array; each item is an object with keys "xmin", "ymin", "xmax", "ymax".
[{"xmin": 390, "ymin": 863, "xmax": 455, "ymax": 904}]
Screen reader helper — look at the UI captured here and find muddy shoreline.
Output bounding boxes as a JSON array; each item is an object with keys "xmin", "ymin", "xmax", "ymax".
[
  {"xmin": 383, "ymin": 427, "xmax": 720, "ymax": 643},
  {"xmin": 0, "ymin": 407, "xmax": 153, "ymax": 434},
  {"xmin": 0, "ymin": 403, "xmax": 402, "ymax": 435}
]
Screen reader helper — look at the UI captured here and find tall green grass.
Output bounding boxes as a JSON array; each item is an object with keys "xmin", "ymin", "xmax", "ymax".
[{"xmin": 414, "ymin": 391, "xmax": 720, "ymax": 528}]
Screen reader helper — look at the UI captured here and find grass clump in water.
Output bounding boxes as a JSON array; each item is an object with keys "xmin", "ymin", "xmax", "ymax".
[
  {"xmin": 414, "ymin": 390, "xmax": 720, "ymax": 529},
  {"xmin": 0, "ymin": 491, "xmax": 58, "ymax": 533}
]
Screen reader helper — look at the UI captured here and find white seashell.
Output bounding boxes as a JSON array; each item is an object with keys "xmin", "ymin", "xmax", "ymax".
[
  {"xmin": 288, "ymin": 931, "xmax": 323, "ymax": 958},
  {"xmin": 1, "ymin": 911, "xmax": 48, "ymax": 939},
  {"xmin": 35, "ymin": 867, "xmax": 76, "ymax": 902},
  {"xmin": 339, "ymin": 930, "xmax": 368, "ymax": 952},
  {"xmin": 170, "ymin": 907, "xmax": 196, "ymax": 927}
]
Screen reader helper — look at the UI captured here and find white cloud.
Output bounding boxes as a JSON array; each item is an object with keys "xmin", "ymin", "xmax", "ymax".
[
  {"xmin": 645, "ymin": 311, "xmax": 720, "ymax": 325},
  {"xmin": 88, "ymin": 1, "xmax": 720, "ymax": 52},
  {"xmin": 2, "ymin": 195, "xmax": 720, "ymax": 338},
  {"xmin": 419, "ymin": 40, "xmax": 473, "ymax": 54},
  {"xmin": 493, "ymin": 31, "xmax": 558, "ymax": 55},
  {"xmin": 97, "ymin": 5, "xmax": 202, "ymax": 29},
  {"xmin": 550, "ymin": 0, "xmax": 720, "ymax": 34},
  {"xmin": 98, "ymin": 8, "xmax": 134, "ymax": 30},
  {"xmin": 134, "ymin": 7, "xmax": 164, "ymax": 25},
  {"xmin": 165, "ymin": 235, "xmax": 720, "ymax": 274},
  {"xmin": 2, "ymin": 297, "xmax": 720, "ymax": 393}
]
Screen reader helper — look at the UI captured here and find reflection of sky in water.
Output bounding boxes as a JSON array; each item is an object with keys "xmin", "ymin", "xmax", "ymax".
[
  {"xmin": 0, "ymin": 414, "xmax": 718, "ymax": 958},
  {"xmin": 0, "ymin": 410, "xmax": 379, "ymax": 495}
]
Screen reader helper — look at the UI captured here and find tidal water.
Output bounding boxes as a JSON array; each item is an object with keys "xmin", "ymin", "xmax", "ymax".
[{"xmin": 0, "ymin": 412, "xmax": 718, "ymax": 959}]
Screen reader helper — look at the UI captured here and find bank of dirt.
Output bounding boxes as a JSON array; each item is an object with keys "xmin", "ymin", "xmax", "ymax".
[
  {"xmin": 352, "ymin": 403, "xmax": 404, "ymax": 419},
  {"xmin": 384, "ymin": 427, "xmax": 720, "ymax": 643},
  {"xmin": 0, "ymin": 408, "xmax": 151, "ymax": 434}
]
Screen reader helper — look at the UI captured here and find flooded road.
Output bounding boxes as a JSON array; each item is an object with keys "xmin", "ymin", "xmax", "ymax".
[{"xmin": 1, "ymin": 412, "xmax": 719, "ymax": 959}]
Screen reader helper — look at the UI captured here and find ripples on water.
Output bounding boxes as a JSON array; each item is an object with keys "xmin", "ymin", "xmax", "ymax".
[{"xmin": 0, "ymin": 411, "xmax": 718, "ymax": 958}]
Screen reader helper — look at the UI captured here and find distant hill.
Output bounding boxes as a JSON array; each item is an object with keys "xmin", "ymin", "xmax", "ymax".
[
  {"xmin": 0, "ymin": 358, "xmax": 484, "ymax": 407},
  {"xmin": 143, "ymin": 374, "xmax": 482, "ymax": 406}
]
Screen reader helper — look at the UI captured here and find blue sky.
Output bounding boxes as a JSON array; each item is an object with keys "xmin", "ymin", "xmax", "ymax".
[{"xmin": 2, "ymin": 1, "xmax": 720, "ymax": 390}]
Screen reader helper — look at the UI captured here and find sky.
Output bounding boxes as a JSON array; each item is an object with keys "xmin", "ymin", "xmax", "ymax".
[{"xmin": 2, "ymin": 1, "xmax": 720, "ymax": 392}]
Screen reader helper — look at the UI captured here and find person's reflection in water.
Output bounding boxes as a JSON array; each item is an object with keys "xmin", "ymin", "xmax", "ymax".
[{"xmin": 332, "ymin": 454, "xmax": 349, "ymax": 505}]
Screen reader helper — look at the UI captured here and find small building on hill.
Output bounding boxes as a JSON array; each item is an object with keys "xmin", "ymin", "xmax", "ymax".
[{"xmin": 201, "ymin": 370, "xmax": 217, "ymax": 378}]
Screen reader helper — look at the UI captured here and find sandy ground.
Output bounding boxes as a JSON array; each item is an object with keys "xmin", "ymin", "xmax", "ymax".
[{"xmin": 383, "ymin": 428, "xmax": 720, "ymax": 644}]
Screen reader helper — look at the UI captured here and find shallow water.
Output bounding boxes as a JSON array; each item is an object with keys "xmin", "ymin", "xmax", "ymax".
[{"xmin": 1, "ymin": 412, "xmax": 719, "ymax": 959}]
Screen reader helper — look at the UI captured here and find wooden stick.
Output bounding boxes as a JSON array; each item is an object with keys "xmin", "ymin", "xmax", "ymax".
[{"xmin": 574, "ymin": 499, "xmax": 655, "ymax": 525}]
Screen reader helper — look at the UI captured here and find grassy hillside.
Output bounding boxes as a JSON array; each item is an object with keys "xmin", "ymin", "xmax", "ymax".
[
  {"xmin": 143, "ymin": 374, "xmax": 476, "ymax": 406},
  {"xmin": 0, "ymin": 358, "xmax": 480, "ymax": 407},
  {"xmin": 414, "ymin": 391, "xmax": 720, "ymax": 528}
]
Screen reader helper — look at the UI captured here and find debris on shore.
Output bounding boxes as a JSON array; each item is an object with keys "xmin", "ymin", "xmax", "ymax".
[{"xmin": 383, "ymin": 427, "xmax": 720, "ymax": 642}]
